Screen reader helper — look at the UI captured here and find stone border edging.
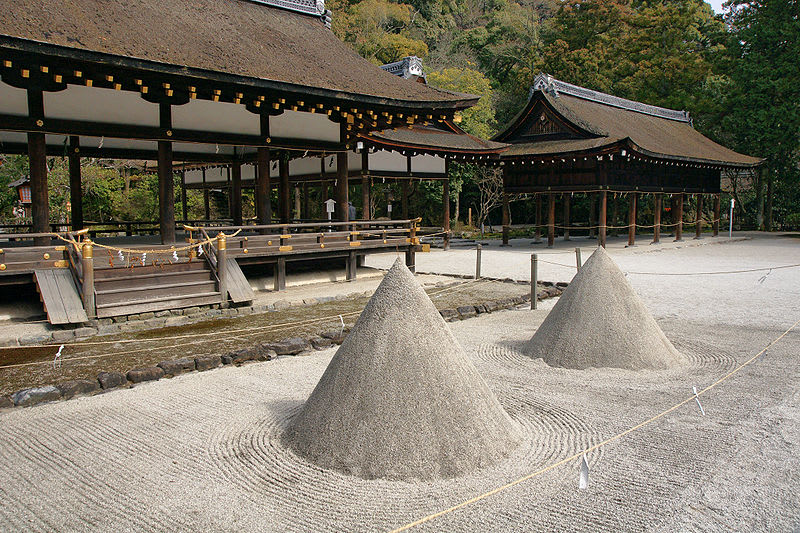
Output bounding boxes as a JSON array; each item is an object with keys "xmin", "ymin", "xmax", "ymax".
[{"xmin": 0, "ymin": 280, "xmax": 567, "ymax": 410}]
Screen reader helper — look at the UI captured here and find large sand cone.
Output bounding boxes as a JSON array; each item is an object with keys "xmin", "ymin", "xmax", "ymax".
[
  {"xmin": 284, "ymin": 258, "xmax": 521, "ymax": 480},
  {"xmin": 524, "ymin": 246, "xmax": 684, "ymax": 370}
]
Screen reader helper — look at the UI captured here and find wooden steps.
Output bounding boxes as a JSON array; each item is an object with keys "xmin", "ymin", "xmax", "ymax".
[{"xmin": 93, "ymin": 260, "xmax": 222, "ymax": 318}]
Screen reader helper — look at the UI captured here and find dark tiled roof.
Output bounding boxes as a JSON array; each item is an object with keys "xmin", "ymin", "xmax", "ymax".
[
  {"xmin": 498, "ymin": 74, "xmax": 761, "ymax": 167},
  {"xmin": 0, "ymin": 0, "xmax": 475, "ymax": 107},
  {"xmin": 363, "ymin": 124, "xmax": 508, "ymax": 155}
]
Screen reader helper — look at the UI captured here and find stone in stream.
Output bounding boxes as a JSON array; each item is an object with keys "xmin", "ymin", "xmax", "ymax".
[{"xmin": 284, "ymin": 258, "xmax": 521, "ymax": 481}]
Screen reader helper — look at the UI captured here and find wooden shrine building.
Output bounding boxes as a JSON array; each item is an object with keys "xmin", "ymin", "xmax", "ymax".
[
  {"xmin": 0, "ymin": 1, "xmax": 498, "ymax": 324},
  {"xmin": 0, "ymin": 0, "xmax": 479, "ymax": 245},
  {"xmin": 495, "ymin": 74, "xmax": 762, "ymax": 246}
]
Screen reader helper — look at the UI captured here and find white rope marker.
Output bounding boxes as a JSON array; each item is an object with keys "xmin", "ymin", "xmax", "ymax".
[
  {"xmin": 172, "ymin": 250, "xmax": 179, "ymax": 262},
  {"xmin": 579, "ymin": 453, "xmax": 589, "ymax": 490},
  {"xmin": 693, "ymin": 386, "xmax": 705, "ymax": 416},
  {"xmin": 197, "ymin": 245, "xmax": 203, "ymax": 256},
  {"xmin": 338, "ymin": 314, "xmax": 345, "ymax": 336},
  {"xmin": 117, "ymin": 250, "xmax": 124, "ymax": 262},
  {"xmin": 53, "ymin": 344, "xmax": 64, "ymax": 371},
  {"xmin": 757, "ymin": 269, "xmax": 772, "ymax": 284}
]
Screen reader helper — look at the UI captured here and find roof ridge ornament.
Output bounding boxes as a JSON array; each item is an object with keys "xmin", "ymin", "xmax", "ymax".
[
  {"xmin": 531, "ymin": 73, "xmax": 690, "ymax": 123},
  {"xmin": 245, "ymin": 0, "xmax": 331, "ymax": 27},
  {"xmin": 380, "ymin": 56, "xmax": 425, "ymax": 79}
]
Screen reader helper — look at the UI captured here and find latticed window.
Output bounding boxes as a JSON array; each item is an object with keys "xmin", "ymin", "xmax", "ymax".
[{"xmin": 18, "ymin": 185, "xmax": 31, "ymax": 203}]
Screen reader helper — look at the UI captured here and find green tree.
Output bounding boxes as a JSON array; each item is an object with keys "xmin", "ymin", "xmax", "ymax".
[
  {"xmin": 427, "ymin": 66, "xmax": 497, "ymax": 138},
  {"xmin": 718, "ymin": 0, "xmax": 800, "ymax": 230}
]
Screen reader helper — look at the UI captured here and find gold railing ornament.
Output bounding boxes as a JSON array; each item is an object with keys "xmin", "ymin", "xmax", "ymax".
[{"xmin": 82, "ymin": 238, "xmax": 93, "ymax": 258}]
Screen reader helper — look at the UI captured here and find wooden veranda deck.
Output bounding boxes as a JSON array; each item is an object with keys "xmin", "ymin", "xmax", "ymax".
[{"xmin": 0, "ymin": 219, "xmax": 433, "ymax": 324}]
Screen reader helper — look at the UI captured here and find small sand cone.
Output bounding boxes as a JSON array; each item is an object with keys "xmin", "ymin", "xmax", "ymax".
[
  {"xmin": 284, "ymin": 258, "xmax": 521, "ymax": 481},
  {"xmin": 525, "ymin": 246, "xmax": 685, "ymax": 370}
]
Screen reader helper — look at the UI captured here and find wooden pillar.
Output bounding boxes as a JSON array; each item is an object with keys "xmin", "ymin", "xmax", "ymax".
[
  {"xmin": 157, "ymin": 103, "xmax": 176, "ymax": 244},
  {"xmin": 562, "ymin": 194, "xmax": 571, "ymax": 241},
  {"xmin": 256, "ymin": 148, "xmax": 271, "ymax": 224},
  {"xmin": 547, "ymin": 193, "xmax": 555, "ymax": 247},
  {"xmin": 695, "ymin": 194, "xmax": 704, "ymax": 239},
  {"xmin": 273, "ymin": 257, "xmax": 286, "ymax": 291},
  {"xmin": 611, "ymin": 195, "xmax": 619, "ymax": 237},
  {"xmin": 180, "ymin": 170, "xmax": 188, "ymax": 222},
  {"xmin": 675, "ymin": 193, "xmax": 684, "ymax": 241},
  {"xmin": 231, "ymin": 162, "xmax": 242, "ymax": 225},
  {"xmin": 68, "ymin": 136, "xmax": 83, "ymax": 231},
  {"xmin": 501, "ymin": 189, "xmax": 510, "ymax": 246},
  {"xmin": 361, "ymin": 151, "xmax": 370, "ymax": 220},
  {"xmin": 534, "ymin": 194, "xmax": 542, "ymax": 243},
  {"xmin": 442, "ymin": 177, "xmax": 451, "ymax": 250},
  {"xmin": 336, "ymin": 152, "xmax": 349, "ymax": 222},
  {"xmin": 293, "ymin": 185, "xmax": 301, "ymax": 220},
  {"xmin": 628, "ymin": 192, "xmax": 637, "ymax": 246},
  {"xmin": 713, "ymin": 194, "xmax": 721, "ymax": 237},
  {"xmin": 599, "ymin": 190, "xmax": 607, "ymax": 248},
  {"xmin": 279, "ymin": 155, "xmax": 290, "ymax": 224},
  {"xmin": 589, "ymin": 194, "xmax": 596, "ymax": 239},
  {"xmin": 653, "ymin": 193, "xmax": 662, "ymax": 243},
  {"xmin": 398, "ymin": 180, "xmax": 408, "ymax": 220},
  {"xmin": 202, "ymin": 169, "xmax": 210, "ymax": 220},
  {"xmin": 27, "ymin": 89, "xmax": 49, "ymax": 245}
]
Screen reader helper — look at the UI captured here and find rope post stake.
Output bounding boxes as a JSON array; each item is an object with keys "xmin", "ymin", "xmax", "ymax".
[
  {"xmin": 579, "ymin": 453, "xmax": 589, "ymax": 490},
  {"xmin": 217, "ymin": 232, "xmax": 228, "ymax": 306},
  {"xmin": 81, "ymin": 238, "xmax": 96, "ymax": 318},
  {"xmin": 729, "ymin": 198, "xmax": 735, "ymax": 239},
  {"xmin": 531, "ymin": 254, "xmax": 538, "ymax": 310},
  {"xmin": 693, "ymin": 386, "xmax": 705, "ymax": 416},
  {"xmin": 475, "ymin": 243, "xmax": 482, "ymax": 280},
  {"xmin": 575, "ymin": 247, "xmax": 582, "ymax": 271}
]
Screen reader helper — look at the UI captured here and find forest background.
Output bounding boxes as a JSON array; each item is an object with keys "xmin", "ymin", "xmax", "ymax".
[{"xmin": 0, "ymin": 0, "xmax": 797, "ymax": 231}]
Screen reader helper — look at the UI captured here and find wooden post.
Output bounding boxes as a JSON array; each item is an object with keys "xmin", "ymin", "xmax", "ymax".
[
  {"xmin": 563, "ymin": 194, "xmax": 571, "ymax": 241},
  {"xmin": 180, "ymin": 170, "xmax": 188, "ymax": 222},
  {"xmin": 293, "ymin": 185, "xmax": 301, "ymax": 220},
  {"xmin": 81, "ymin": 238, "xmax": 95, "ymax": 318},
  {"xmin": 346, "ymin": 251, "xmax": 358, "ymax": 280},
  {"xmin": 442, "ymin": 176, "xmax": 451, "ymax": 251},
  {"xmin": 158, "ymin": 103, "xmax": 176, "ymax": 244},
  {"xmin": 534, "ymin": 194, "xmax": 542, "ymax": 243},
  {"xmin": 336, "ymin": 152, "xmax": 349, "ymax": 222},
  {"xmin": 405, "ymin": 221, "xmax": 416, "ymax": 273},
  {"xmin": 501, "ymin": 189, "xmax": 510, "ymax": 246},
  {"xmin": 216, "ymin": 232, "xmax": 228, "ymax": 305},
  {"xmin": 475, "ymin": 243, "xmax": 482, "ymax": 279},
  {"xmin": 547, "ymin": 193, "xmax": 555, "ymax": 247},
  {"xmin": 694, "ymin": 194, "xmax": 703, "ymax": 238},
  {"xmin": 401, "ymin": 180, "xmax": 409, "ymax": 220},
  {"xmin": 274, "ymin": 257, "xmax": 286, "ymax": 291},
  {"xmin": 361, "ymin": 151, "xmax": 370, "ymax": 220},
  {"xmin": 653, "ymin": 193, "xmax": 662, "ymax": 243},
  {"xmin": 257, "ymin": 115, "xmax": 272, "ymax": 225},
  {"xmin": 68, "ymin": 136, "xmax": 83, "ymax": 231},
  {"xmin": 713, "ymin": 194, "xmax": 721, "ymax": 237},
  {"xmin": 531, "ymin": 254, "xmax": 538, "ymax": 310},
  {"xmin": 279, "ymin": 155, "xmax": 290, "ymax": 223},
  {"xmin": 27, "ymin": 89, "xmax": 49, "ymax": 245},
  {"xmin": 202, "ymin": 168, "xmax": 210, "ymax": 220},
  {"xmin": 628, "ymin": 192, "xmax": 637, "ymax": 246},
  {"xmin": 675, "ymin": 193, "xmax": 684, "ymax": 241},
  {"xmin": 611, "ymin": 195, "xmax": 619, "ymax": 237},
  {"xmin": 231, "ymin": 162, "xmax": 242, "ymax": 225},
  {"xmin": 589, "ymin": 194, "xmax": 596, "ymax": 239},
  {"xmin": 599, "ymin": 190, "xmax": 607, "ymax": 248},
  {"xmin": 256, "ymin": 148, "xmax": 271, "ymax": 225},
  {"xmin": 575, "ymin": 247, "xmax": 582, "ymax": 270}
]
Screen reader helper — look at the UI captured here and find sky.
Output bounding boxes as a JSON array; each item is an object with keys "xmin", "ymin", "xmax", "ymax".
[{"xmin": 707, "ymin": 0, "xmax": 725, "ymax": 13}]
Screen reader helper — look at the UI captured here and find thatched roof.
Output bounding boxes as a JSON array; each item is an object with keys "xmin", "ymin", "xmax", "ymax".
[
  {"xmin": 0, "ymin": 0, "xmax": 476, "ymax": 109},
  {"xmin": 496, "ymin": 75, "xmax": 761, "ymax": 168}
]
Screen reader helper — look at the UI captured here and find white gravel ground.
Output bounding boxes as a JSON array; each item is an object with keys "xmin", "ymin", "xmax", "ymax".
[{"xmin": 0, "ymin": 234, "xmax": 798, "ymax": 532}]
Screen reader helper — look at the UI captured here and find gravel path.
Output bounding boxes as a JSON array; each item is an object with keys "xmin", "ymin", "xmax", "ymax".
[{"xmin": 0, "ymin": 234, "xmax": 798, "ymax": 532}]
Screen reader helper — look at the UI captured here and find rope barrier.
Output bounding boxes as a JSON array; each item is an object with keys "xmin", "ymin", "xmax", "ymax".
[
  {"xmin": 388, "ymin": 316, "xmax": 800, "ymax": 533},
  {"xmin": 535, "ymin": 258, "xmax": 800, "ymax": 276}
]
